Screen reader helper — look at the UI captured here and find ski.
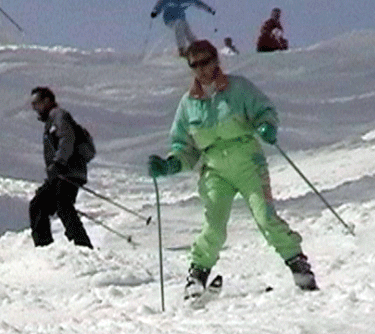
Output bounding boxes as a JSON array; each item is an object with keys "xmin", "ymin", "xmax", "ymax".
[{"xmin": 184, "ymin": 275, "xmax": 223, "ymax": 309}]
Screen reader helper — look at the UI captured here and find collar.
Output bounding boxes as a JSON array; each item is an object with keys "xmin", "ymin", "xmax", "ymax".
[
  {"xmin": 188, "ymin": 67, "xmax": 229, "ymax": 99},
  {"xmin": 37, "ymin": 104, "xmax": 58, "ymax": 123}
]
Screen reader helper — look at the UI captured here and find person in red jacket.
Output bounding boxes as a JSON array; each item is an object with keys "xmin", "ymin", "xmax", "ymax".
[{"xmin": 257, "ymin": 8, "xmax": 288, "ymax": 52}]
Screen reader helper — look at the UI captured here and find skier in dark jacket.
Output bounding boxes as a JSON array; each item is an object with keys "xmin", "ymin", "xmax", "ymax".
[
  {"xmin": 29, "ymin": 87, "xmax": 93, "ymax": 249},
  {"xmin": 257, "ymin": 8, "xmax": 288, "ymax": 52},
  {"xmin": 151, "ymin": 0, "xmax": 215, "ymax": 57}
]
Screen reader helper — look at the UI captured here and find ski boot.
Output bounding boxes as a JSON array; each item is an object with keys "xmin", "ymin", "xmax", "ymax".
[
  {"xmin": 184, "ymin": 264, "xmax": 211, "ymax": 300},
  {"xmin": 285, "ymin": 253, "xmax": 319, "ymax": 291}
]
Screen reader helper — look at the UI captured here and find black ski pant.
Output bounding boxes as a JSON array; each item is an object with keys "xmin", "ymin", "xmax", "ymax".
[{"xmin": 29, "ymin": 178, "xmax": 93, "ymax": 249}]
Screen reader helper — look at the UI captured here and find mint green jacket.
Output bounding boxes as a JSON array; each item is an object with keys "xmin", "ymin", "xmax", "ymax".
[{"xmin": 169, "ymin": 75, "xmax": 278, "ymax": 170}]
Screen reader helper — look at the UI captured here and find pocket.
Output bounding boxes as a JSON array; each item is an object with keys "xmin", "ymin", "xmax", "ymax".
[
  {"xmin": 199, "ymin": 164, "xmax": 208, "ymax": 177},
  {"xmin": 188, "ymin": 117, "xmax": 203, "ymax": 136},
  {"xmin": 189, "ymin": 117, "xmax": 202, "ymax": 125},
  {"xmin": 189, "ymin": 117, "xmax": 203, "ymax": 128}
]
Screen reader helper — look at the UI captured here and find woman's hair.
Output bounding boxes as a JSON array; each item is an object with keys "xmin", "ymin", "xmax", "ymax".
[{"xmin": 186, "ymin": 40, "xmax": 218, "ymax": 60}]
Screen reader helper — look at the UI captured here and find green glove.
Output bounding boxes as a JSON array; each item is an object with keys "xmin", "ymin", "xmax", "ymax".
[
  {"xmin": 148, "ymin": 155, "xmax": 182, "ymax": 178},
  {"xmin": 258, "ymin": 122, "xmax": 277, "ymax": 145}
]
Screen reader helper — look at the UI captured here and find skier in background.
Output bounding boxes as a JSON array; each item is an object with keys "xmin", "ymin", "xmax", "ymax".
[
  {"xmin": 148, "ymin": 40, "xmax": 318, "ymax": 301},
  {"xmin": 256, "ymin": 7, "xmax": 288, "ymax": 52},
  {"xmin": 151, "ymin": 0, "xmax": 215, "ymax": 57},
  {"xmin": 220, "ymin": 36, "xmax": 239, "ymax": 56}
]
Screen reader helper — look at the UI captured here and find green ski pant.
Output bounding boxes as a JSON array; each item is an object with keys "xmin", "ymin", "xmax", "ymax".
[{"xmin": 189, "ymin": 139, "xmax": 303, "ymax": 269}]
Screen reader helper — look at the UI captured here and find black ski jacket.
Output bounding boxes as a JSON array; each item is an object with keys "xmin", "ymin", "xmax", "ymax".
[{"xmin": 43, "ymin": 108, "xmax": 87, "ymax": 183}]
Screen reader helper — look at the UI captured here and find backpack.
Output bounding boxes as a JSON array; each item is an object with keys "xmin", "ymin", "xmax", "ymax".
[
  {"xmin": 66, "ymin": 113, "xmax": 96, "ymax": 163},
  {"xmin": 74, "ymin": 123, "xmax": 96, "ymax": 163}
]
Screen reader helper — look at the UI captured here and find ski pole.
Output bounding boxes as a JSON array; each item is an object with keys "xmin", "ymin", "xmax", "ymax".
[
  {"xmin": 0, "ymin": 173, "xmax": 141, "ymax": 243},
  {"xmin": 152, "ymin": 175, "xmax": 165, "ymax": 312},
  {"xmin": 275, "ymin": 143, "xmax": 355, "ymax": 236},
  {"xmin": 140, "ymin": 20, "xmax": 153, "ymax": 61},
  {"xmin": 76, "ymin": 209, "xmax": 135, "ymax": 245},
  {"xmin": 0, "ymin": 7, "xmax": 25, "ymax": 33},
  {"xmin": 58, "ymin": 176, "xmax": 152, "ymax": 225},
  {"xmin": 0, "ymin": 171, "xmax": 152, "ymax": 225},
  {"xmin": 211, "ymin": 0, "xmax": 218, "ymax": 34}
]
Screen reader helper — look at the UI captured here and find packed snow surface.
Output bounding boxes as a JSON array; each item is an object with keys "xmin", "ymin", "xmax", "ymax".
[{"xmin": 1, "ymin": 30, "xmax": 375, "ymax": 333}]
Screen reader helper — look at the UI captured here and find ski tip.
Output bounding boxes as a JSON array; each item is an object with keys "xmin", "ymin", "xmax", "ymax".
[
  {"xmin": 265, "ymin": 286, "xmax": 273, "ymax": 292},
  {"xmin": 211, "ymin": 275, "xmax": 223, "ymax": 285},
  {"xmin": 207, "ymin": 275, "xmax": 223, "ymax": 290}
]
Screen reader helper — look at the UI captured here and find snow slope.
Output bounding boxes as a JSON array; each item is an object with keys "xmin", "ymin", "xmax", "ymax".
[{"xmin": 1, "ymin": 31, "xmax": 375, "ymax": 333}]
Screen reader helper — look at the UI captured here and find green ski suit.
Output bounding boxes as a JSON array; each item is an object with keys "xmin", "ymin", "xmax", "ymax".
[{"xmin": 169, "ymin": 74, "xmax": 302, "ymax": 269}]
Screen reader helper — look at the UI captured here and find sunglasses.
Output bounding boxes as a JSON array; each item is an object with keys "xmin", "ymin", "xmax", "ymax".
[{"xmin": 188, "ymin": 55, "xmax": 216, "ymax": 69}]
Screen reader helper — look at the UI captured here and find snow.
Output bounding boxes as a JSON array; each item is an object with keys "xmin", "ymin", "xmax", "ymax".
[{"xmin": 1, "ymin": 31, "xmax": 375, "ymax": 333}]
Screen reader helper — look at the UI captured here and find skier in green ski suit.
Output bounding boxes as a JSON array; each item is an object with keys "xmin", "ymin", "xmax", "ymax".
[{"xmin": 148, "ymin": 40, "xmax": 318, "ymax": 299}]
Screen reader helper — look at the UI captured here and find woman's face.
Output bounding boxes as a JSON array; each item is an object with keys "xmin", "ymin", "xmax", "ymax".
[{"xmin": 188, "ymin": 51, "xmax": 219, "ymax": 85}]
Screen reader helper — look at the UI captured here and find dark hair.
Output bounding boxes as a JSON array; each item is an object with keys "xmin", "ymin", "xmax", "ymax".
[
  {"xmin": 272, "ymin": 7, "xmax": 281, "ymax": 13},
  {"xmin": 31, "ymin": 87, "xmax": 56, "ymax": 103},
  {"xmin": 186, "ymin": 40, "xmax": 218, "ymax": 60}
]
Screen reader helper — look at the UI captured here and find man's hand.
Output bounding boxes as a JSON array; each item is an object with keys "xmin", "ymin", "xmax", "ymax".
[{"xmin": 46, "ymin": 162, "xmax": 67, "ymax": 182}]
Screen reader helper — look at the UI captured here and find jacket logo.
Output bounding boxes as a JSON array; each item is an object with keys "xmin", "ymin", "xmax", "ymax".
[
  {"xmin": 217, "ymin": 101, "xmax": 231, "ymax": 120},
  {"xmin": 49, "ymin": 125, "xmax": 57, "ymax": 134}
]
